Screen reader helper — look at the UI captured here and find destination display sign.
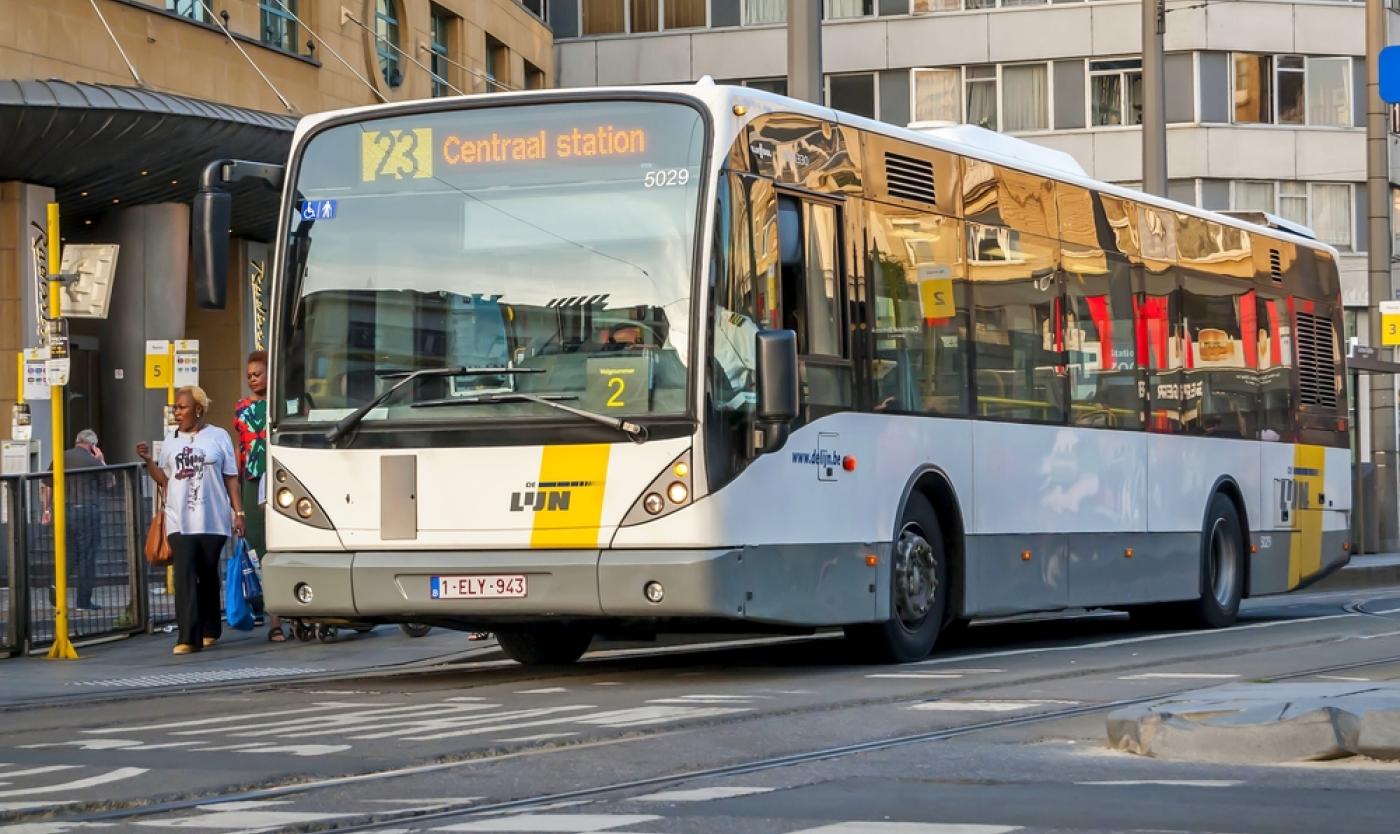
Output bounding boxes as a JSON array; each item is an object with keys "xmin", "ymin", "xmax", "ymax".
[{"xmin": 360, "ymin": 123, "xmax": 656, "ymax": 182}]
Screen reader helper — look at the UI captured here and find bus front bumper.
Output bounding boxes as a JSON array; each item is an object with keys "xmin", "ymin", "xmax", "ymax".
[{"xmin": 261, "ymin": 548, "xmax": 748, "ymax": 621}]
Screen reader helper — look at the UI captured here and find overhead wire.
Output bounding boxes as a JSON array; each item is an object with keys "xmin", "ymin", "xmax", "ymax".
[
  {"xmin": 89, "ymin": 0, "xmax": 147, "ymax": 88},
  {"xmin": 266, "ymin": 0, "xmax": 388, "ymax": 104},
  {"xmin": 339, "ymin": 9, "xmax": 473, "ymax": 96},
  {"xmin": 417, "ymin": 45, "xmax": 519, "ymax": 94},
  {"xmin": 197, "ymin": 0, "xmax": 297, "ymax": 113}
]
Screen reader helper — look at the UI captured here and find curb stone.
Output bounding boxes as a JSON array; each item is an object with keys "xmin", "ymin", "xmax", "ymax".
[{"xmin": 1106, "ymin": 683, "xmax": 1400, "ymax": 763}]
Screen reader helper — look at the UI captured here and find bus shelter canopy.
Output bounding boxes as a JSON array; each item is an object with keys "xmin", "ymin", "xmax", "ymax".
[{"xmin": 0, "ymin": 79, "xmax": 295, "ymax": 240}]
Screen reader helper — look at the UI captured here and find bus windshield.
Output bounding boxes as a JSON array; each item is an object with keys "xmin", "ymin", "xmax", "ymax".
[{"xmin": 274, "ymin": 99, "xmax": 707, "ymax": 433}]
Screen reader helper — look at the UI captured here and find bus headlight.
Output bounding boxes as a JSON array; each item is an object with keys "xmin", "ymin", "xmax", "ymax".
[
  {"xmin": 621, "ymin": 450, "xmax": 695, "ymax": 527},
  {"xmin": 268, "ymin": 459, "xmax": 335, "ymax": 530}
]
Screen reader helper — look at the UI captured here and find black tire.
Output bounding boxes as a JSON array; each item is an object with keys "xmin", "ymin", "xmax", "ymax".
[
  {"xmin": 844, "ymin": 492, "xmax": 948, "ymax": 663},
  {"xmin": 495, "ymin": 625, "xmax": 593, "ymax": 666},
  {"xmin": 1187, "ymin": 493, "xmax": 1245, "ymax": 628},
  {"xmin": 399, "ymin": 623, "xmax": 433, "ymax": 639},
  {"xmin": 294, "ymin": 621, "xmax": 316, "ymax": 642},
  {"xmin": 317, "ymin": 625, "xmax": 337, "ymax": 643}
]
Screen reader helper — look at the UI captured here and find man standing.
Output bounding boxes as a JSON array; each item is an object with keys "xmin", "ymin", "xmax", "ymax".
[{"xmin": 40, "ymin": 429, "xmax": 107, "ymax": 610}]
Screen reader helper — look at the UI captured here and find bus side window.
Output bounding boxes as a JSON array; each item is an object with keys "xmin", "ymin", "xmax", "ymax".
[
  {"xmin": 867, "ymin": 204, "xmax": 970, "ymax": 416},
  {"xmin": 777, "ymin": 194, "xmax": 852, "ymax": 421}
]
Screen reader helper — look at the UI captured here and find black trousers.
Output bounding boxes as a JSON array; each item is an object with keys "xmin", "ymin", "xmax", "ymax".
[
  {"xmin": 169, "ymin": 533, "xmax": 225, "ymax": 648},
  {"xmin": 68, "ymin": 504, "xmax": 99, "ymax": 607}
]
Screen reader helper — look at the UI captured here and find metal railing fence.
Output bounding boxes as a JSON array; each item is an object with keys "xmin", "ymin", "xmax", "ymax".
[{"xmin": 0, "ymin": 464, "xmax": 163, "ymax": 655}]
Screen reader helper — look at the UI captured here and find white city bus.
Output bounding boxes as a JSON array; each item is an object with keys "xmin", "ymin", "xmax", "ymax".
[{"xmin": 193, "ymin": 81, "xmax": 1352, "ymax": 665}]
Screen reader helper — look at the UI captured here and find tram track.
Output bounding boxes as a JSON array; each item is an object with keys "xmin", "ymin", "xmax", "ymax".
[{"xmin": 31, "ymin": 604, "xmax": 1400, "ymax": 834}]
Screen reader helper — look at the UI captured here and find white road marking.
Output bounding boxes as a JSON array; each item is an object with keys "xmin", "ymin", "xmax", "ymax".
[
  {"xmin": 913, "ymin": 612, "xmax": 1361, "ymax": 667},
  {"xmin": 178, "ymin": 702, "xmax": 499, "ymax": 739},
  {"xmin": 89, "ymin": 703, "xmax": 364, "ymax": 734},
  {"xmin": 1080, "ymin": 780, "xmax": 1243, "ymax": 788},
  {"xmin": 591, "ymin": 682, "xmax": 623, "ymax": 686},
  {"xmin": 631, "ymin": 787, "xmax": 775, "ymax": 802},
  {"xmin": 1369, "ymin": 606, "xmax": 1400, "ymax": 615},
  {"xmin": 515, "ymin": 688, "xmax": 568, "ymax": 695},
  {"xmin": 67, "ymin": 667, "xmax": 328, "ymax": 689},
  {"xmin": 866, "ymin": 673, "xmax": 965, "ymax": 680},
  {"xmin": 784, "ymin": 824, "xmax": 1020, "ymax": 834},
  {"xmin": 907, "ymin": 700, "xmax": 1079, "ymax": 713},
  {"xmin": 1316, "ymin": 675, "xmax": 1372, "ymax": 682},
  {"xmin": 0, "ymin": 768, "xmax": 147, "ymax": 798},
  {"xmin": 194, "ymin": 743, "xmax": 279, "ymax": 752},
  {"xmin": 364, "ymin": 706, "xmax": 597, "ymax": 741},
  {"xmin": 447, "ymin": 697, "xmax": 490, "ymax": 702},
  {"xmin": 574, "ymin": 706, "xmax": 751, "ymax": 728},
  {"xmin": 1118, "ymin": 673, "xmax": 1240, "ymax": 680},
  {"xmin": 1343, "ymin": 629, "xmax": 1400, "ymax": 641},
  {"xmin": 494, "ymin": 733, "xmax": 579, "ymax": 743},
  {"xmin": 0, "ymin": 766, "xmax": 82, "ymax": 780},
  {"xmin": 233, "ymin": 744, "xmax": 352, "ymax": 757},
  {"xmin": 140, "ymin": 801, "xmax": 351, "ymax": 829},
  {"xmin": 368, "ymin": 798, "xmax": 482, "ymax": 804},
  {"xmin": 435, "ymin": 814, "xmax": 662, "ymax": 832},
  {"xmin": 645, "ymin": 694, "xmax": 768, "ymax": 705},
  {"xmin": 0, "ymin": 822, "xmax": 115, "ymax": 832}
]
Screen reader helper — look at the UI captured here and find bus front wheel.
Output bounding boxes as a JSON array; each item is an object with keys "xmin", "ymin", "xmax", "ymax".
[
  {"xmin": 844, "ymin": 493, "xmax": 948, "ymax": 663},
  {"xmin": 1189, "ymin": 493, "xmax": 1245, "ymax": 628},
  {"xmin": 495, "ymin": 625, "xmax": 593, "ymax": 666}
]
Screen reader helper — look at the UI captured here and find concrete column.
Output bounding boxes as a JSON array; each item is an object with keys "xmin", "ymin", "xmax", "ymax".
[
  {"xmin": 3, "ymin": 183, "xmax": 56, "ymax": 468},
  {"xmin": 91, "ymin": 204, "xmax": 190, "ymax": 464}
]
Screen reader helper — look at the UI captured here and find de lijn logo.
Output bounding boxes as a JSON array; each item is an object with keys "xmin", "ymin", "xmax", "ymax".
[{"xmin": 509, "ymin": 480, "xmax": 595, "ymax": 512}]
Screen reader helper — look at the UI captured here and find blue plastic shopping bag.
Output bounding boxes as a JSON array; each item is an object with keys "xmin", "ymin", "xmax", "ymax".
[{"xmin": 224, "ymin": 538, "xmax": 261, "ymax": 631}]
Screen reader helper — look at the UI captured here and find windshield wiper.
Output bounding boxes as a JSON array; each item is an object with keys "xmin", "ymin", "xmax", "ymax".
[
  {"xmin": 325, "ymin": 367, "xmax": 542, "ymax": 445},
  {"xmin": 413, "ymin": 392, "xmax": 649, "ymax": 444}
]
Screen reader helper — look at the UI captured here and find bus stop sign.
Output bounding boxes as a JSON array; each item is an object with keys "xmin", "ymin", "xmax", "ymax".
[{"xmin": 1381, "ymin": 46, "xmax": 1400, "ymax": 103}]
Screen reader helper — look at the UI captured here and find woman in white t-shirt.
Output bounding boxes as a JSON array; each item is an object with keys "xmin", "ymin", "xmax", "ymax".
[{"xmin": 137, "ymin": 386, "xmax": 246, "ymax": 656}]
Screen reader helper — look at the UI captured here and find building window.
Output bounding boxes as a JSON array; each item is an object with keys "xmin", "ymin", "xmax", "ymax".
[
  {"xmin": 827, "ymin": 73, "xmax": 877, "ymax": 119},
  {"xmin": 1233, "ymin": 180, "xmax": 1354, "ymax": 251},
  {"xmin": 582, "ymin": 0, "xmax": 704, "ymax": 32},
  {"xmin": 966, "ymin": 65, "xmax": 998, "ymax": 130},
  {"xmin": 521, "ymin": 0, "xmax": 548, "ymax": 19},
  {"xmin": 1002, "ymin": 63, "xmax": 1048, "ymax": 132},
  {"xmin": 525, "ymin": 60, "xmax": 547, "ymax": 89},
  {"xmin": 744, "ymin": 0, "xmax": 786, "ymax": 24},
  {"xmin": 743, "ymin": 77, "xmax": 788, "ymax": 95},
  {"xmin": 1233, "ymin": 54, "xmax": 1352, "ymax": 127},
  {"xmin": 912, "ymin": 68, "xmax": 961, "ymax": 123},
  {"xmin": 825, "ymin": 0, "xmax": 874, "ymax": 17},
  {"xmin": 1089, "ymin": 58, "xmax": 1143, "ymax": 127},
  {"xmin": 375, "ymin": 0, "xmax": 402, "ymax": 87},
  {"xmin": 167, "ymin": 0, "xmax": 213, "ymax": 22},
  {"xmin": 259, "ymin": 0, "xmax": 298, "ymax": 52},
  {"xmin": 430, "ymin": 7, "xmax": 456, "ymax": 97},
  {"xmin": 486, "ymin": 35, "xmax": 508, "ymax": 89}
]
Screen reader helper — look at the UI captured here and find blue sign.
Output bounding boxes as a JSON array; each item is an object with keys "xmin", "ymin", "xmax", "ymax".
[
  {"xmin": 299, "ymin": 199, "xmax": 337, "ymax": 221},
  {"xmin": 1381, "ymin": 46, "xmax": 1400, "ymax": 104}
]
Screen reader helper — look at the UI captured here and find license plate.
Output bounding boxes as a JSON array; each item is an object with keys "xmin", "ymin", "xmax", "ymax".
[{"xmin": 431, "ymin": 574, "xmax": 527, "ymax": 599}]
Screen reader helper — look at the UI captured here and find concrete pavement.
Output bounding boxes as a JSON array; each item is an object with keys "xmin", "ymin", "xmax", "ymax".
[{"xmin": 0, "ymin": 622, "xmax": 496, "ymax": 709}]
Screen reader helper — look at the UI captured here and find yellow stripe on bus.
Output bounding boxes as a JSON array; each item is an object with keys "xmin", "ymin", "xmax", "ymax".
[
  {"xmin": 1288, "ymin": 443, "xmax": 1326, "ymax": 588},
  {"xmin": 530, "ymin": 444, "xmax": 612, "ymax": 549}
]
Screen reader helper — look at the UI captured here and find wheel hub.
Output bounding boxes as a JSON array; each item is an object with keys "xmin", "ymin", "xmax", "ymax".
[{"xmin": 893, "ymin": 524, "xmax": 937, "ymax": 628}]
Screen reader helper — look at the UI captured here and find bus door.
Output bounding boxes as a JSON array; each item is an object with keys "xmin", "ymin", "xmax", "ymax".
[{"xmin": 772, "ymin": 192, "xmax": 853, "ymax": 424}]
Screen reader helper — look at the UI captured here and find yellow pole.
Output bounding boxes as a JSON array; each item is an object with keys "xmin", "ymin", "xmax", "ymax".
[
  {"xmin": 46, "ymin": 203, "xmax": 77, "ymax": 660},
  {"xmin": 166, "ymin": 361, "xmax": 174, "ymax": 596},
  {"xmin": 15, "ymin": 352, "xmax": 22, "ymax": 406}
]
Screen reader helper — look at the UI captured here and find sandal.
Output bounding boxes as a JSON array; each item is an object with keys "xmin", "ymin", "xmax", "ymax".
[{"xmin": 268, "ymin": 626, "xmax": 287, "ymax": 642}]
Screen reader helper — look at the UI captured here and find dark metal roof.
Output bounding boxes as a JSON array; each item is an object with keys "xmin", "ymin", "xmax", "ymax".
[{"xmin": 0, "ymin": 79, "xmax": 296, "ymax": 240}]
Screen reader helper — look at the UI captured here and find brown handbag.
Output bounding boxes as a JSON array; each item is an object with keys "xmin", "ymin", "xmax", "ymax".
[{"xmin": 145, "ymin": 484, "xmax": 172, "ymax": 566}]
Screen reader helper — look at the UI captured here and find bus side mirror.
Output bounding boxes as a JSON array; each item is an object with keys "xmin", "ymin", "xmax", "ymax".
[
  {"xmin": 193, "ymin": 188, "xmax": 231, "ymax": 309},
  {"xmin": 754, "ymin": 329, "xmax": 799, "ymax": 455}
]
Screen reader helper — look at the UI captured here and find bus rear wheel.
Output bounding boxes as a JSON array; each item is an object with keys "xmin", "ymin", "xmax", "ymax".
[
  {"xmin": 495, "ymin": 625, "xmax": 593, "ymax": 666},
  {"xmin": 844, "ymin": 493, "xmax": 947, "ymax": 663}
]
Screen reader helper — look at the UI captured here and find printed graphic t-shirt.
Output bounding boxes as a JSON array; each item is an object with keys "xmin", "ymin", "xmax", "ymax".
[{"xmin": 158, "ymin": 426, "xmax": 238, "ymax": 536}]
